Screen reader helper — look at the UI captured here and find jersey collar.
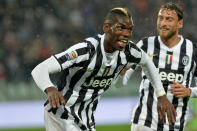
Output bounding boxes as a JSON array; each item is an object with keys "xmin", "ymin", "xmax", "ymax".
[
  {"xmin": 158, "ymin": 35, "xmax": 184, "ymax": 51},
  {"xmin": 100, "ymin": 34, "xmax": 119, "ymax": 67}
]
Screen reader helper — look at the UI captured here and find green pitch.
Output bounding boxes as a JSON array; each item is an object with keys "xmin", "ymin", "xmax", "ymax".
[
  {"xmin": 0, "ymin": 124, "xmax": 130, "ymax": 131},
  {"xmin": 1, "ymin": 122, "xmax": 197, "ymax": 131}
]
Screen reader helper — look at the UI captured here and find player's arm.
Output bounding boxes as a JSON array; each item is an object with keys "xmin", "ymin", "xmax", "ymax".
[
  {"xmin": 168, "ymin": 74, "xmax": 197, "ymax": 98},
  {"xmin": 32, "ymin": 42, "xmax": 91, "ymax": 108},
  {"xmin": 168, "ymin": 81, "xmax": 191, "ymax": 98},
  {"xmin": 139, "ymin": 50, "xmax": 177, "ymax": 125},
  {"xmin": 189, "ymin": 44, "xmax": 197, "ymax": 97},
  {"xmin": 169, "ymin": 45, "xmax": 197, "ymax": 98},
  {"xmin": 118, "ymin": 40, "xmax": 144, "ymax": 86},
  {"xmin": 112, "ymin": 65, "xmax": 135, "ymax": 88},
  {"xmin": 190, "ymin": 77, "xmax": 197, "ymax": 97},
  {"xmin": 139, "ymin": 50, "xmax": 165, "ymax": 97},
  {"xmin": 116, "ymin": 40, "xmax": 143, "ymax": 87},
  {"xmin": 31, "ymin": 56, "xmax": 66, "ymax": 108}
]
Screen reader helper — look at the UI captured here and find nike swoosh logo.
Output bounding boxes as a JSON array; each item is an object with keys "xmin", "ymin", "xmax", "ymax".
[
  {"xmin": 87, "ymin": 68, "xmax": 96, "ymax": 72},
  {"xmin": 148, "ymin": 54, "xmax": 158, "ymax": 57}
]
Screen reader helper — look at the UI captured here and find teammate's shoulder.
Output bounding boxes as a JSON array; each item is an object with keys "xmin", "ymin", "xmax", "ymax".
[
  {"xmin": 182, "ymin": 37, "xmax": 197, "ymax": 55},
  {"xmin": 192, "ymin": 41, "xmax": 197, "ymax": 50},
  {"xmin": 141, "ymin": 36, "xmax": 156, "ymax": 41},
  {"xmin": 185, "ymin": 38, "xmax": 195, "ymax": 45},
  {"xmin": 137, "ymin": 36, "xmax": 157, "ymax": 45},
  {"xmin": 127, "ymin": 40, "xmax": 141, "ymax": 51},
  {"xmin": 128, "ymin": 40, "xmax": 136, "ymax": 45},
  {"xmin": 183, "ymin": 37, "xmax": 197, "ymax": 48}
]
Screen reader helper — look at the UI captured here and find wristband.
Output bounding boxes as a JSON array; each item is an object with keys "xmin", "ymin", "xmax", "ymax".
[{"xmin": 156, "ymin": 90, "xmax": 166, "ymax": 97}]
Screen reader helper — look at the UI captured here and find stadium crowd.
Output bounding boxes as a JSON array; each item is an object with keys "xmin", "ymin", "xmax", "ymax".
[{"xmin": 0, "ymin": 0, "xmax": 196, "ymax": 83}]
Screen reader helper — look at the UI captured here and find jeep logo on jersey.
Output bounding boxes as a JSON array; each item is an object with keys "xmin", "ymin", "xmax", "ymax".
[
  {"xmin": 82, "ymin": 76, "xmax": 114, "ymax": 88},
  {"xmin": 159, "ymin": 69, "xmax": 184, "ymax": 83}
]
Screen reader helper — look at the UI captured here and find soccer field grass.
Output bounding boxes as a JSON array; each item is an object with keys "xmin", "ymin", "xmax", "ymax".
[
  {"xmin": 0, "ymin": 124, "xmax": 130, "ymax": 131},
  {"xmin": 1, "ymin": 123, "xmax": 197, "ymax": 131}
]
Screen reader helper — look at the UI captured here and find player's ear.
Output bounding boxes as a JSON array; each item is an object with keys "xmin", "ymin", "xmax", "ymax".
[
  {"xmin": 178, "ymin": 19, "xmax": 183, "ymax": 29},
  {"xmin": 103, "ymin": 23, "xmax": 111, "ymax": 33}
]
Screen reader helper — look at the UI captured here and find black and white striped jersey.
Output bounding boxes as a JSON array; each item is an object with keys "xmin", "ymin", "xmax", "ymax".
[
  {"xmin": 42, "ymin": 34, "xmax": 151, "ymax": 131},
  {"xmin": 131, "ymin": 35, "xmax": 197, "ymax": 131}
]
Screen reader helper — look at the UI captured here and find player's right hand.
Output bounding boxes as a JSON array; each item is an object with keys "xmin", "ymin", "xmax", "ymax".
[
  {"xmin": 45, "ymin": 86, "xmax": 66, "ymax": 108},
  {"xmin": 120, "ymin": 65, "xmax": 132, "ymax": 76}
]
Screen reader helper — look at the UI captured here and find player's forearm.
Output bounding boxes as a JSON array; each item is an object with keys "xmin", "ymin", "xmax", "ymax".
[
  {"xmin": 31, "ymin": 56, "xmax": 61, "ymax": 92},
  {"xmin": 140, "ymin": 53, "xmax": 165, "ymax": 97},
  {"xmin": 113, "ymin": 66, "xmax": 136, "ymax": 88}
]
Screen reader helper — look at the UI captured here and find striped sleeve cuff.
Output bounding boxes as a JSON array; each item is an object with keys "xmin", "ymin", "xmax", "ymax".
[{"xmin": 156, "ymin": 90, "xmax": 166, "ymax": 97}]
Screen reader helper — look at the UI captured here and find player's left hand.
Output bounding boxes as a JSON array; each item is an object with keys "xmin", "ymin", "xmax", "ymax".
[
  {"xmin": 168, "ymin": 81, "xmax": 191, "ymax": 98},
  {"xmin": 157, "ymin": 95, "xmax": 177, "ymax": 126}
]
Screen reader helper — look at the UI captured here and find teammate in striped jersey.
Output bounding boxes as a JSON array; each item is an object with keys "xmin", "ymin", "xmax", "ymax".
[
  {"xmin": 31, "ymin": 7, "xmax": 176, "ymax": 131},
  {"xmin": 122, "ymin": 2, "xmax": 197, "ymax": 131}
]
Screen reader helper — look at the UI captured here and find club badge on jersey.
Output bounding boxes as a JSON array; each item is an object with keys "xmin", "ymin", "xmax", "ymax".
[{"xmin": 182, "ymin": 55, "xmax": 189, "ymax": 66}]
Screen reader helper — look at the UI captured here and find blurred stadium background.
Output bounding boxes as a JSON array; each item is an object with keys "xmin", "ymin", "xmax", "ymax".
[{"xmin": 0, "ymin": 0, "xmax": 197, "ymax": 131}]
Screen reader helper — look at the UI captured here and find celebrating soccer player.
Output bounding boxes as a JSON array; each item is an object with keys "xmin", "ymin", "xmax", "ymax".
[{"xmin": 31, "ymin": 7, "xmax": 176, "ymax": 131}]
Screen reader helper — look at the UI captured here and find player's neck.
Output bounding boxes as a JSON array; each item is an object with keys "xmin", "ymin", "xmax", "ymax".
[
  {"xmin": 104, "ymin": 41, "xmax": 115, "ymax": 53},
  {"xmin": 161, "ymin": 34, "xmax": 180, "ymax": 48}
]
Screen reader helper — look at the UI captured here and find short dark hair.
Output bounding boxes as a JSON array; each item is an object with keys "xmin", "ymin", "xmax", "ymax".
[
  {"xmin": 160, "ymin": 2, "xmax": 183, "ymax": 20},
  {"xmin": 104, "ymin": 7, "xmax": 133, "ymax": 25}
]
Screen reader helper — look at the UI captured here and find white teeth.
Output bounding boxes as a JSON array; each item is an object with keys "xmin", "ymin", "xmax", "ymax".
[{"xmin": 121, "ymin": 40, "xmax": 127, "ymax": 43}]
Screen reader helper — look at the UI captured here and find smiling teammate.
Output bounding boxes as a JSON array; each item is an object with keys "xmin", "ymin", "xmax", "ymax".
[
  {"xmin": 31, "ymin": 7, "xmax": 176, "ymax": 131},
  {"xmin": 121, "ymin": 2, "xmax": 197, "ymax": 131}
]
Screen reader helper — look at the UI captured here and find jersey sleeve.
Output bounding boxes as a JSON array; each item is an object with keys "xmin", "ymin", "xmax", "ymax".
[
  {"xmin": 194, "ymin": 44, "xmax": 197, "ymax": 77},
  {"xmin": 31, "ymin": 56, "xmax": 61, "ymax": 92},
  {"xmin": 138, "ymin": 50, "xmax": 166, "ymax": 97},
  {"xmin": 190, "ymin": 77, "xmax": 197, "ymax": 98},
  {"xmin": 190, "ymin": 44, "xmax": 197, "ymax": 97},
  {"xmin": 31, "ymin": 41, "xmax": 94, "ymax": 92},
  {"xmin": 136, "ymin": 40, "xmax": 143, "ymax": 48},
  {"xmin": 127, "ymin": 43, "xmax": 165, "ymax": 97},
  {"xmin": 136, "ymin": 37, "xmax": 148, "ymax": 53},
  {"xmin": 54, "ymin": 42, "xmax": 92, "ymax": 70}
]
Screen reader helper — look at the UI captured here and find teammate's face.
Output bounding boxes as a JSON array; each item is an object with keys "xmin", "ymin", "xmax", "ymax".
[
  {"xmin": 157, "ymin": 8, "xmax": 183, "ymax": 40},
  {"xmin": 104, "ymin": 16, "xmax": 133, "ymax": 52}
]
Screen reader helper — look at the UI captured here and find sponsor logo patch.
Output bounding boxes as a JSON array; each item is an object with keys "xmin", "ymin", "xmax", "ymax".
[
  {"xmin": 148, "ymin": 54, "xmax": 158, "ymax": 57},
  {"xmin": 159, "ymin": 69, "xmax": 184, "ymax": 83},
  {"xmin": 65, "ymin": 50, "xmax": 78, "ymax": 60},
  {"xmin": 87, "ymin": 68, "xmax": 96, "ymax": 72},
  {"xmin": 82, "ymin": 76, "xmax": 114, "ymax": 88}
]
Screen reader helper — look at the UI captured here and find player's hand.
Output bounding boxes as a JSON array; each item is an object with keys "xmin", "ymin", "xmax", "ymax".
[
  {"xmin": 157, "ymin": 95, "xmax": 177, "ymax": 125},
  {"xmin": 168, "ymin": 81, "xmax": 191, "ymax": 98},
  {"xmin": 45, "ymin": 86, "xmax": 66, "ymax": 108},
  {"xmin": 120, "ymin": 65, "xmax": 132, "ymax": 76}
]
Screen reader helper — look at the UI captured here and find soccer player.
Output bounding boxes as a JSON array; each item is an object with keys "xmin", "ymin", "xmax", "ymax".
[
  {"xmin": 31, "ymin": 7, "xmax": 176, "ymax": 131},
  {"xmin": 121, "ymin": 2, "xmax": 197, "ymax": 131}
]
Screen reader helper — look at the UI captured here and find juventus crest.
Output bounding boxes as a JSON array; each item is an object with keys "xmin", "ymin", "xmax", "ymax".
[{"xmin": 182, "ymin": 55, "xmax": 189, "ymax": 66}]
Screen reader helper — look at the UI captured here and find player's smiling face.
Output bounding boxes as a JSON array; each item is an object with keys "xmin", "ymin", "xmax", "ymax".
[
  {"xmin": 103, "ymin": 16, "xmax": 133, "ymax": 53},
  {"xmin": 157, "ymin": 8, "xmax": 183, "ymax": 40}
]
